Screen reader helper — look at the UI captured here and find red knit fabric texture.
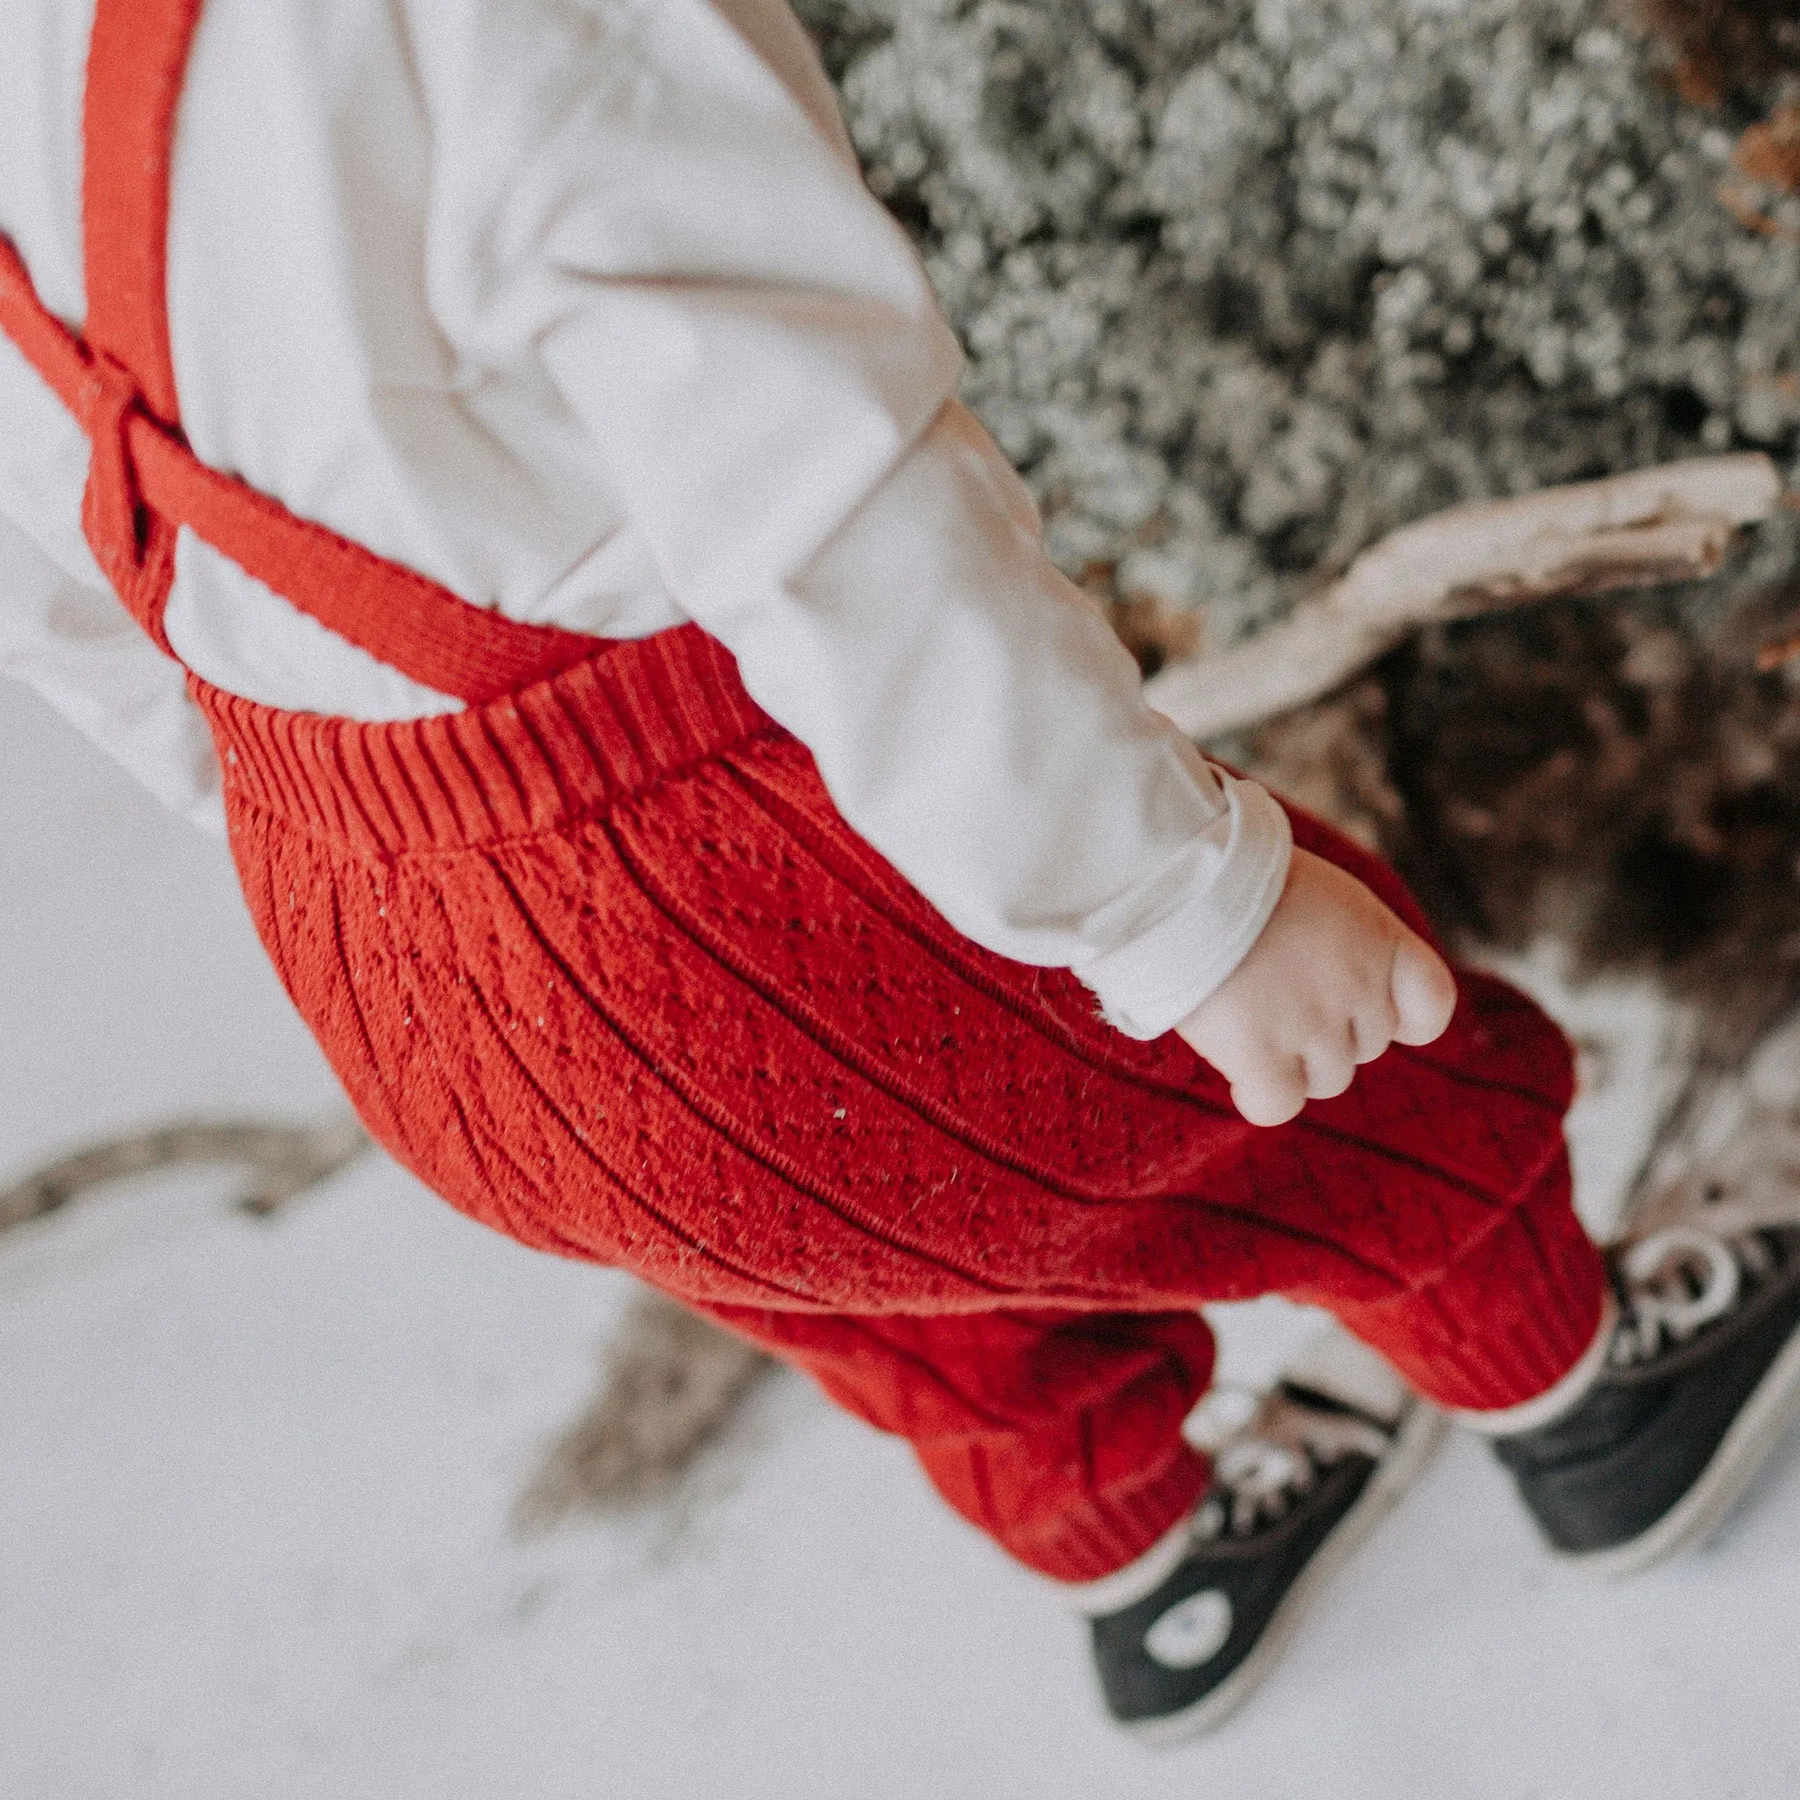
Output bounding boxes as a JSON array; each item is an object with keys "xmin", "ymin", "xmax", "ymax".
[
  {"xmin": 1, "ymin": 0, "xmax": 1609, "ymax": 1582},
  {"xmin": 192, "ymin": 642, "xmax": 1607, "ymax": 1577}
]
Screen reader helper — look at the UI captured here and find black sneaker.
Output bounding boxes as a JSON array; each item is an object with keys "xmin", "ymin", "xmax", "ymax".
[
  {"xmin": 1494, "ymin": 1162, "xmax": 1800, "ymax": 1576},
  {"xmin": 1084, "ymin": 1330, "xmax": 1443, "ymax": 1742}
]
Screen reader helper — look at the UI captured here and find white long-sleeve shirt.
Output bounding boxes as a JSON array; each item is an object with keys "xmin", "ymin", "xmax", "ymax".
[{"xmin": 0, "ymin": 0, "xmax": 1291, "ymax": 1039}]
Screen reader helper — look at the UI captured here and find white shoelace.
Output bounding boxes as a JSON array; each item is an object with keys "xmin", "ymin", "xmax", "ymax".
[
  {"xmin": 1188, "ymin": 1388, "xmax": 1393, "ymax": 1541},
  {"xmin": 1610, "ymin": 1224, "xmax": 1779, "ymax": 1368},
  {"xmin": 1610, "ymin": 1110, "xmax": 1800, "ymax": 1370}
]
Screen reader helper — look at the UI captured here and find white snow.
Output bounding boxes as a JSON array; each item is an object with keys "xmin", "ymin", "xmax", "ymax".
[{"xmin": 5, "ymin": 676, "xmax": 1800, "ymax": 1799}]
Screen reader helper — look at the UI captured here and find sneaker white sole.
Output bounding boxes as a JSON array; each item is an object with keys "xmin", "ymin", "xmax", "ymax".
[
  {"xmin": 1561, "ymin": 1314, "xmax": 1800, "ymax": 1580},
  {"xmin": 1126, "ymin": 1398, "xmax": 1448, "ymax": 1746}
]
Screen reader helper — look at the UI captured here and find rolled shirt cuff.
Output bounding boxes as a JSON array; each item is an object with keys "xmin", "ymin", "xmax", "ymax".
[{"xmin": 1073, "ymin": 772, "xmax": 1293, "ymax": 1041}]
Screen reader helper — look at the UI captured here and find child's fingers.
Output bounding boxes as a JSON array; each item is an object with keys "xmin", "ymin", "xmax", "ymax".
[
  {"xmin": 1228, "ymin": 1049, "xmax": 1309, "ymax": 1127},
  {"xmin": 1302, "ymin": 1028, "xmax": 1357, "ymax": 1100},
  {"xmin": 1349, "ymin": 992, "xmax": 1399, "ymax": 1065},
  {"xmin": 1389, "ymin": 935, "xmax": 1457, "ymax": 1046}
]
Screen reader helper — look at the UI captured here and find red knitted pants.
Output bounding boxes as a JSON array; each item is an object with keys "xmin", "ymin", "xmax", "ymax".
[
  {"xmin": 195, "ymin": 625, "xmax": 1606, "ymax": 1582},
  {"xmin": 6, "ymin": 0, "xmax": 1602, "ymax": 1584}
]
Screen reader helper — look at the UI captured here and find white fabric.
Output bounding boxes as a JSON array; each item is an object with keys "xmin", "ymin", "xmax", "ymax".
[{"xmin": 0, "ymin": 0, "xmax": 1291, "ymax": 1036}]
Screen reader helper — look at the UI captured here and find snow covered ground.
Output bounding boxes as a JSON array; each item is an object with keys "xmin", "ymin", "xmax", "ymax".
[{"xmin": 6, "ymin": 676, "xmax": 1800, "ymax": 1800}]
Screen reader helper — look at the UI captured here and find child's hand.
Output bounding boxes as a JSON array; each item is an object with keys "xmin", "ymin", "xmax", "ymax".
[{"xmin": 1176, "ymin": 849, "xmax": 1457, "ymax": 1127}]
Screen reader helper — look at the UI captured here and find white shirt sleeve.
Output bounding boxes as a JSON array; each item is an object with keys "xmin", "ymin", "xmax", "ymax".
[
  {"xmin": 0, "ymin": 339, "xmax": 222, "ymax": 831},
  {"xmin": 523, "ymin": 0, "xmax": 1291, "ymax": 1036},
  {"xmin": 0, "ymin": 510, "xmax": 224, "ymax": 833},
  {"xmin": 0, "ymin": 0, "xmax": 1292, "ymax": 1031}
]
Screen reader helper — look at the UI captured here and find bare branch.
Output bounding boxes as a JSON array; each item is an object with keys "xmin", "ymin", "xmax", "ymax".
[
  {"xmin": 514, "ymin": 1289, "xmax": 772, "ymax": 1531},
  {"xmin": 0, "ymin": 1115, "xmax": 370, "ymax": 1232},
  {"xmin": 1144, "ymin": 454, "xmax": 1783, "ymax": 740}
]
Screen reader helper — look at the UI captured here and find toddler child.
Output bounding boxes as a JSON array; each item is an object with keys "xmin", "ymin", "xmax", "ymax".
[{"xmin": 5, "ymin": 0, "xmax": 1800, "ymax": 1740}]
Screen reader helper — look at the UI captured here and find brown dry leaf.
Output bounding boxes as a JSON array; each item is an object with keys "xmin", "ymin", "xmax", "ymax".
[
  {"xmin": 1735, "ymin": 103, "xmax": 1800, "ymax": 190},
  {"xmin": 1757, "ymin": 621, "xmax": 1800, "ymax": 669},
  {"xmin": 1669, "ymin": 50, "xmax": 1730, "ymax": 106},
  {"xmin": 1663, "ymin": 48, "xmax": 1735, "ymax": 104},
  {"xmin": 1244, "ymin": 682, "xmax": 1402, "ymax": 852},
  {"xmin": 1626, "ymin": 0, "xmax": 1800, "ymax": 98},
  {"xmin": 1081, "ymin": 561, "xmax": 1202, "ymax": 679},
  {"xmin": 1717, "ymin": 178, "xmax": 1800, "ymax": 236}
]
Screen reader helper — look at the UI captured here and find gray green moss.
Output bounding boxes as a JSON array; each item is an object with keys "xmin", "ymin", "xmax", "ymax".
[{"xmin": 796, "ymin": 0, "xmax": 1800, "ymax": 641}]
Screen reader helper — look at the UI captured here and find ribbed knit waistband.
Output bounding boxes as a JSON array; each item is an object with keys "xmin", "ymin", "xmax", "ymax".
[{"xmin": 190, "ymin": 623, "xmax": 775, "ymax": 857}]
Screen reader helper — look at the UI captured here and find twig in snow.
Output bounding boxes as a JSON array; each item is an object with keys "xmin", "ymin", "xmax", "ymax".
[
  {"xmin": 0, "ymin": 1114, "xmax": 371, "ymax": 1234},
  {"xmin": 514, "ymin": 1289, "xmax": 773, "ymax": 1532}
]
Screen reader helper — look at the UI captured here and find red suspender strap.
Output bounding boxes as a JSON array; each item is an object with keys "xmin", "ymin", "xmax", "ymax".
[
  {"xmin": 83, "ymin": 0, "xmax": 201, "ymax": 427},
  {"xmin": 0, "ymin": 0, "xmax": 598, "ymax": 704}
]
